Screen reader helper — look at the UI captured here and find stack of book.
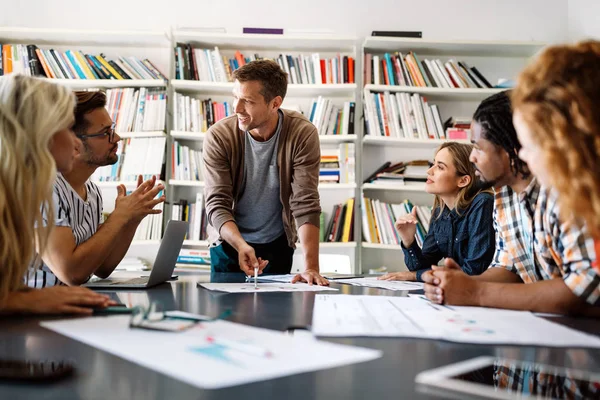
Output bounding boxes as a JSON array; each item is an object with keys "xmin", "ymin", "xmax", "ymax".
[
  {"xmin": 362, "ymin": 198, "xmax": 432, "ymax": 247},
  {"xmin": 91, "ymin": 137, "xmax": 166, "ymax": 182},
  {"xmin": 444, "ymin": 117, "xmax": 472, "ymax": 139},
  {"xmin": 173, "ymin": 44, "xmax": 355, "ymax": 84},
  {"xmin": 365, "ymin": 52, "xmax": 492, "ymax": 88},
  {"xmin": 171, "ymin": 193, "xmax": 208, "ymax": 242},
  {"xmin": 320, "ymin": 199, "xmax": 355, "ymax": 242},
  {"xmin": 176, "ymin": 248, "xmax": 211, "ymax": 268},
  {"xmin": 320, "ymin": 143, "xmax": 355, "ymax": 184},
  {"xmin": 172, "ymin": 93, "xmax": 233, "ymax": 132},
  {"xmin": 0, "ymin": 44, "xmax": 166, "ymax": 80},
  {"xmin": 365, "ymin": 160, "xmax": 430, "ymax": 186},
  {"xmin": 308, "ymin": 97, "xmax": 356, "ymax": 135},
  {"xmin": 364, "ymin": 91, "xmax": 444, "ymax": 139},
  {"xmin": 171, "ymin": 142, "xmax": 203, "ymax": 181},
  {"xmin": 106, "ymin": 88, "xmax": 166, "ymax": 133}
]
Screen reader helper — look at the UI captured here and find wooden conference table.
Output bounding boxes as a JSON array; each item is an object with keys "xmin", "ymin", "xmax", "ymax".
[{"xmin": 1, "ymin": 272, "xmax": 600, "ymax": 399}]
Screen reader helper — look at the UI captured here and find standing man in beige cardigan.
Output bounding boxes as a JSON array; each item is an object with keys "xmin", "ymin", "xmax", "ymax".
[{"xmin": 203, "ymin": 60, "xmax": 328, "ymax": 285}]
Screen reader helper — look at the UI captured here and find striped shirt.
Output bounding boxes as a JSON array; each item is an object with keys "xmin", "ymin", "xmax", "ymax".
[
  {"xmin": 491, "ymin": 179, "xmax": 600, "ymax": 305},
  {"xmin": 26, "ymin": 174, "xmax": 103, "ymax": 288}
]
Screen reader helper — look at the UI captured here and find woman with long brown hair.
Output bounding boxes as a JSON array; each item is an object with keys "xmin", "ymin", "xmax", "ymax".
[{"xmin": 380, "ymin": 142, "xmax": 495, "ymax": 282}]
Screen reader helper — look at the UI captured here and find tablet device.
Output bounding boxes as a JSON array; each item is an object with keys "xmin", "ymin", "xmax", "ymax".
[{"xmin": 415, "ymin": 356, "xmax": 600, "ymax": 399}]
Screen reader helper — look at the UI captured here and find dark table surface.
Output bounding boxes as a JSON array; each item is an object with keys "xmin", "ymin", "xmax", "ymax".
[{"xmin": 1, "ymin": 272, "xmax": 600, "ymax": 400}]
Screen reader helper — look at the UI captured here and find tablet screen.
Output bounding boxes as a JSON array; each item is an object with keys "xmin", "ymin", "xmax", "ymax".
[{"xmin": 451, "ymin": 359, "xmax": 600, "ymax": 399}]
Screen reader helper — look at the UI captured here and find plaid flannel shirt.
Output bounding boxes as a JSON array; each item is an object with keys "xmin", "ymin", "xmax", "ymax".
[{"xmin": 491, "ymin": 179, "xmax": 600, "ymax": 305}]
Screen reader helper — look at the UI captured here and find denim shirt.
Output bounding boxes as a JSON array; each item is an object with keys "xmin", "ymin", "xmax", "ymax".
[{"xmin": 402, "ymin": 192, "xmax": 495, "ymax": 282}]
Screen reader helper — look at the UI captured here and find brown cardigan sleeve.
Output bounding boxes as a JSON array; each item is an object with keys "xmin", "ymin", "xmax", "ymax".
[
  {"xmin": 289, "ymin": 123, "xmax": 321, "ymax": 229},
  {"xmin": 202, "ymin": 127, "xmax": 235, "ymax": 234}
]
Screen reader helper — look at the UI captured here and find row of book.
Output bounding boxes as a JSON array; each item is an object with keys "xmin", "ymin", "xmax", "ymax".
[
  {"xmin": 106, "ymin": 88, "xmax": 166, "ymax": 133},
  {"xmin": 364, "ymin": 91, "xmax": 445, "ymax": 139},
  {"xmin": 173, "ymin": 93, "xmax": 232, "ymax": 132},
  {"xmin": 309, "ymin": 97, "xmax": 356, "ymax": 136},
  {"xmin": 320, "ymin": 143, "xmax": 355, "ymax": 184},
  {"xmin": 365, "ymin": 52, "xmax": 493, "ymax": 89},
  {"xmin": 0, "ymin": 43, "xmax": 166, "ymax": 80},
  {"xmin": 133, "ymin": 204, "xmax": 165, "ymax": 240},
  {"xmin": 172, "ymin": 193, "xmax": 208, "ymax": 242},
  {"xmin": 174, "ymin": 44, "xmax": 355, "ymax": 84},
  {"xmin": 91, "ymin": 137, "xmax": 166, "ymax": 182},
  {"xmin": 362, "ymin": 198, "xmax": 432, "ymax": 247},
  {"xmin": 365, "ymin": 160, "xmax": 430, "ymax": 186},
  {"xmin": 172, "ymin": 142, "xmax": 203, "ymax": 181},
  {"xmin": 320, "ymin": 199, "xmax": 355, "ymax": 243}
]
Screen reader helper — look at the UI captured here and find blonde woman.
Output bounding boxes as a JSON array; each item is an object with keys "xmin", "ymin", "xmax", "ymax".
[
  {"xmin": 512, "ymin": 40, "xmax": 600, "ymax": 275},
  {"xmin": 0, "ymin": 74, "xmax": 112, "ymax": 314},
  {"xmin": 379, "ymin": 142, "xmax": 495, "ymax": 282}
]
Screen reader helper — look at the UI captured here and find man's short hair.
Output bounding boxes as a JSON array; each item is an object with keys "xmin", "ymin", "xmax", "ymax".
[
  {"xmin": 232, "ymin": 60, "xmax": 288, "ymax": 102},
  {"xmin": 73, "ymin": 91, "xmax": 107, "ymax": 135}
]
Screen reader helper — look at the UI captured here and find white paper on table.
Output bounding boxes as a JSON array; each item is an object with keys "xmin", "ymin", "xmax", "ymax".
[
  {"xmin": 336, "ymin": 277, "xmax": 424, "ymax": 291},
  {"xmin": 256, "ymin": 274, "xmax": 296, "ymax": 283},
  {"xmin": 199, "ymin": 282, "xmax": 338, "ymax": 293},
  {"xmin": 312, "ymin": 295, "xmax": 600, "ymax": 348},
  {"xmin": 41, "ymin": 316, "xmax": 380, "ymax": 389}
]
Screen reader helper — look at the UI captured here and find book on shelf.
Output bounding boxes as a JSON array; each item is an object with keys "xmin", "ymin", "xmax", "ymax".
[
  {"xmin": 103, "ymin": 87, "xmax": 166, "ymax": 133},
  {"xmin": 370, "ymin": 31, "xmax": 422, "ymax": 38},
  {"xmin": 444, "ymin": 117, "xmax": 472, "ymax": 139},
  {"xmin": 177, "ymin": 248, "xmax": 211, "ymax": 266},
  {"xmin": 322, "ymin": 198, "xmax": 355, "ymax": 243},
  {"xmin": 173, "ymin": 43, "xmax": 355, "ymax": 84},
  {"xmin": 92, "ymin": 136, "xmax": 166, "ymax": 182},
  {"xmin": 173, "ymin": 93, "xmax": 233, "ymax": 132},
  {"xmin": 365, "ymin": 51, "xmax": 492, "ymax": 89},
  {"xmin": 0, "ymin": 44, "xmax": 166, "ymax": 80},
  {"xmin": 365, "ymin": 160, "xmax": 430, "ymax": 185},
  {"xmin": 320, "ymin": 143, "xmax": 355, "ymax": 184},
  {"xmin": 171, "ymin": 141, "xmax": 204, "ymax": 181},
  {"xmin": 133, "ymin": 204, "xmax": 164, "ymax": 240},
  {"xmin": 364, "ymin": 90, "xmax": 445, "ymax": 139},
  {"xmin": 308, "ymin": 97, "xmax": 355, "ymax": 135},
  {"xmin": 361, "ymin": 197, "xmax": 432, "ymax": 247},
  {"xmin": 171, "ymin": 193, "xmax": 208, "ymax": 242}
]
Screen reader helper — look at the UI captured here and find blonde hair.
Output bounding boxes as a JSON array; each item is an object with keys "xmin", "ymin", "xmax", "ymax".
[
  {"xmin": 432, "ymin": 142, "xmax": 482, "ymax": 218},
  {"xmin": 512, "ymin": 40, "xmax": 600, "ymax": 237},
  {"xmin": 0, "ymin": 75, "xmax": 75, "ymax": 304}
]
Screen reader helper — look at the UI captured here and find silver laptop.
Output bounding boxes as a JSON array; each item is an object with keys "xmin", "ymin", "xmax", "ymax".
[{"xmin": 85, "ymin": 220, "xmax": 188, "ymax": 289}]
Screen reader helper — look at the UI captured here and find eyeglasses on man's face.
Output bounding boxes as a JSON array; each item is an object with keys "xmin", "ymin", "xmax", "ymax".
[{"xmin": 77, "ymin": 123, "xmax": 117, "ymax": 143}]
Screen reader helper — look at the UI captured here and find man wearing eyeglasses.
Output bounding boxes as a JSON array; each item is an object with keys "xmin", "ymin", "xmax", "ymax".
[{"xmin": 30, "ymin": 91, "xmax": 165, "ymax": 288}]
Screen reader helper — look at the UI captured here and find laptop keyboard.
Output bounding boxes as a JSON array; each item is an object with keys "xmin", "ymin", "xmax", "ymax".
[{"xmin": 91, "ymin": 277, "xmax": 149, "ymax": 285}]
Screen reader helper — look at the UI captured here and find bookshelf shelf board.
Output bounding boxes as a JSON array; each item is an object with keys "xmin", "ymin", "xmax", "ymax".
[
  {"xmin": 172, "ymin": 80, "xmax": 357, "ymax": 96},
  {"xmin": 94, "ymin": 181, "xmax": 141, "ymax": 188},
  {"xmin": 318, "ymin": 183, "xmax": 357, "ymax": 190},
  {"xmin": 0, "ymin": 27, "xmax": 169, "ymax": 47},
  {"xmin": 364, "ymin": 84, "xmax": 503, "ymax": 100},
  {"xmin": 130, "ymin": 240, "xmax": 161, "ymax": 246},
  {"xmin": 183, "ymin": 240, "xmax": 210, "ymax": 247},
  {"xmin": 361, "ymin": 242, "xmax": 404, "ymax": 251},
  {"xmin": 318, "ymin": 134, "xmax": 358, "ymax": 144},
  {"xmin": 45, "ymin": 78, "xmax": 167, "ymax": 89},
  {"xmin": 169, "ymin": 180, "xmax": 205, "ymax": 187},
  {"xmin": 118, "ymin": 131, "xmax": 166, "ymax": 138},
  {"xmin": 362, "ymin": 37, "xmax": 546, "ymax": 57},
  {"xmin": 172, "ymin": 31, "xmax": 357, "ymax": 51},
  {"xmin": 317, "ymin": 242, "xmax": 358, "ymax": 249},
  {"xmin": 171, "ymin": 131, "xmax": 207, "ymax": 141},
  {"xmin": 363, "ymin": 136, "xmax": 470, "ymax": 147},
  {"xmin": 362, "ymin": 182, "xmax": 427, "ymax": 192}
]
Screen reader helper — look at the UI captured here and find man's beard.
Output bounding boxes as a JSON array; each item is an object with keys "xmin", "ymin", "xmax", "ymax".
[
  {"xmin": 83, "ymin": 143, "xmax": 119, "ymax": 166},
  {"xmin": 472, "ymin": 174, "xmax": 496, "ymax": 191}
]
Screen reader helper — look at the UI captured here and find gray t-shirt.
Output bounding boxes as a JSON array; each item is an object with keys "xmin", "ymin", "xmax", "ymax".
[{"xmin": 234, "ymin": 110, "xmax": 285, "ymax": 243}]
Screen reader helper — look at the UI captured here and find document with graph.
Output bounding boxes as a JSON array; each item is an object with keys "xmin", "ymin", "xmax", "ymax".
[
  {"xmin": 42, "ymin": 316, "xmax": 380, "ymax": 389},
  {"xmin": 311, "ymin": 295, "xmax": 600, "ymax": 348}
]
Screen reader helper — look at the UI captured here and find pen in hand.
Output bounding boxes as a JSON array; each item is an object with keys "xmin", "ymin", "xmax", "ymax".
[{"xmin": 254, "ymin": 266, "xmax": 258, "ymax": 289}]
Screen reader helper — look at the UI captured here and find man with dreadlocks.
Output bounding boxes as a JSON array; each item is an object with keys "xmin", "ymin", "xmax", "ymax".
[{"xmin": 423, "ymin": 91, "xmax": 600, "ymax": 316}]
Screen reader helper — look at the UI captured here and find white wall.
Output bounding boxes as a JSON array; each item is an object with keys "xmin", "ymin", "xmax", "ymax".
[
  {"xmin": 0, "ymin": 0, "xmax": 567, "ymax": 42},
  {"xmin": 568, "ymin": 0, "xmax": 600, "ymax": 40}
]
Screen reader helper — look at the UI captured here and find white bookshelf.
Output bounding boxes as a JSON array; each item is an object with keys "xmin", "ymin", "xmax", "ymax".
[
  {"xmin": 118, "ymin": 131, "xmax": 166, "ymax": 139},
  {"xmin": 169, "ymin": 180, "xmax": 205, "ymax": 187},
  {"xmin": 167, "ymin": 31, "xmax": 361, "ymax": 272},
  {"xmin": 44, "ymin": 78, "xmax": 167, "ymax": 89},
  {"xmin": 360, "ymin": 37, "xmax": 544, "ymax": 273}
]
